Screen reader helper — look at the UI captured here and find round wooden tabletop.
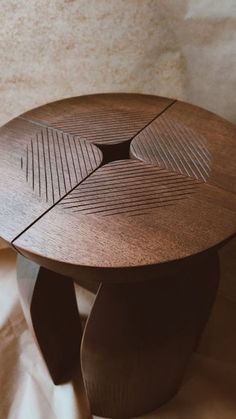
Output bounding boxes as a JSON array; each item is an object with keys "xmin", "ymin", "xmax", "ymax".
[{"xmin": 0, "ymin": 94, "xmax": 236, "ymax": 273}]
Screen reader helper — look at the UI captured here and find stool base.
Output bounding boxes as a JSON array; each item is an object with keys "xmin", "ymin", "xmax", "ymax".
[{"xmin": 17, "ymin": 251, "xmax": 219, "ymax": 418}]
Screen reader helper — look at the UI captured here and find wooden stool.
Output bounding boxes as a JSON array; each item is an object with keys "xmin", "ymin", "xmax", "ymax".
[{"xmin": 0, "ymin": 94, "xmax": 235, "ymax": 418}]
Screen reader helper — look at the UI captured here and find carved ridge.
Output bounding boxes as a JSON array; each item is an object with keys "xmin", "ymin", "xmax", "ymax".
[{"xmin": 20, "ymin": 100, "xmax": 211, "ymax": 216}]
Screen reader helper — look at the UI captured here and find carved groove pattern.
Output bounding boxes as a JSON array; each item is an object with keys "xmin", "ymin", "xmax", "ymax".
[
  {"xmin": 60, "ymin": 160, "xmax": 201, "ymax": 216},
  {"xmin": 84, "ymin": 380, "xmax": 131, "ymax": 418},
  {"xmin": 21, "ymin": 107, "xmax": 211, "ymax": 215},
  {"xmin": 22, "ymin": 127, "xmax": 102, "ymax": 203},
  {"xmin": 130, "ymin": 115, "xmax": 211, "ymax": 181},
  {"xmin": 49, "ymin": 108, "xmax": 158, "ymax": 144}
]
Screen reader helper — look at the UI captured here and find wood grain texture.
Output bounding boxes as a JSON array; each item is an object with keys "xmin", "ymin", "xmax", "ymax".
[
  {"xmin": 165, "ymin": 100, "xmax": 236, "ymax": 194},
  {"xmin": 0, "ymin": 93, "xmax": 172, "ymax": 242},
  {"xmin": 21, "ymin": 127, "xmax": 102, "ymax": 203},
  {"xmin": 0, "ymin": 118, "xmax": 56, "ymax": 242},
  {"xmin": 16, "ymin": 250, "xmax": 220, "ymax": 418},
  {"xmin": 59, "ymin": 159, "xmax": 201, "ymax": 216},
  {"xmin": 81, "ymin": 251, "xmax": 220, "ymax": 418},
  {"xmin": 3, "ymin": 94, "xmax": 235, "ymax": 418},
  {"xmin": 130, "ymin": 113, "xmax": 211, "ymax": 181},
  {"xmin": 21, "ymin": 94, "xmax": 173, "ymax": 136},
  {"xmin": 17, "ymin": 255, "xmax": 82, "ymax": 384},
  {"xmin": 0, "ymin": 93, "xmax": 235, "ymax": 270}
]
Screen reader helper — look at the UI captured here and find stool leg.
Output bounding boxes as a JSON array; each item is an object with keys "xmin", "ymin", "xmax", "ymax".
[
  {"xmin": 17, "ymin": 255, "xmax": 82, "ymax": 384},
  {"xmin": 81, "ymin": 251, "xmax": 220, "ymax": 418}
]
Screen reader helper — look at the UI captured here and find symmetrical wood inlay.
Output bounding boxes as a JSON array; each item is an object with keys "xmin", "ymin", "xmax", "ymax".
[
  {"xmin": 22, "ymin": 127, "xmax": 102, "ymax": 203},
  {"xmin": 130, "ymin": 115, "xmax": 211, "ymax": 181},
  {"xmin": 60, "ymin": 160, "xmax": 200, "ymax": 216}
]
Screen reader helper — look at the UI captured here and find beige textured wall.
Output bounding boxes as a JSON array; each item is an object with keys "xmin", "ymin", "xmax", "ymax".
[
  {"xmin": 0, "ymin": 0, "xmax": 235, "ymax": 249},
  {"xmin": 0, "ymin": 0, "xmax": 236, "ymax": 128}
]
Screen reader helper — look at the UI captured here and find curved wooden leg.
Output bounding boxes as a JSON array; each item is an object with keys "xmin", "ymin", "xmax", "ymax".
[
  {"xmin": 81, "ymin": 251, "xmax": 220, "ymax": 418},
  {"xmin": 17, "ymin": 255, "xmax": 82, "ymax": 384}
]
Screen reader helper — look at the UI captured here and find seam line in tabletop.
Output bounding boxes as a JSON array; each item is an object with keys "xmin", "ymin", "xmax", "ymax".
[
  {"xmin": 11, "ymin": 100, "xmax": 177, "ymax": 246},
  {"xmin": 18, "ymin": 99, "xmax": 177, "ymax": 144}
]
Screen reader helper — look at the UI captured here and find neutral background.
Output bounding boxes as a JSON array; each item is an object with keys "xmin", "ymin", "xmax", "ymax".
[
  {"xmin": 0, "ymin": 1, "xmax": 236, "ymax": 418},
  {"xmin": 0, "ymin": 0, "xmax": 236, "ymax": 128}
]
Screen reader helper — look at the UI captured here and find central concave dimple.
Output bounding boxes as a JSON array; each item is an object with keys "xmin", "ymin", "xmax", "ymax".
[{"xmin": 96, "ymin": 140, "xmax": 132, "ymax": 165}]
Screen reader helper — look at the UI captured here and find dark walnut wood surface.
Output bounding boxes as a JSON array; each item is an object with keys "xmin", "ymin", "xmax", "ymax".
[{"xmin": 0, "ymin": 93, "xmax": 235, "ymax": 274}]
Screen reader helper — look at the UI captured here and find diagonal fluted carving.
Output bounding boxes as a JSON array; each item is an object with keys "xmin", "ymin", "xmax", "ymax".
[
  {"xmin": 22, "ymin": 127, "xmax": 102, "ymax": 203},
  {"xmin": 59, "ymin": 160, "xmax": 201, "ymax": 216},
  {"xmin": 21, "ymin": 108, "xmax": 211, "ymax": 214},
  {"xmin": 130, "ymin": 115, "xmax": 211, "ymax": 181}
]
